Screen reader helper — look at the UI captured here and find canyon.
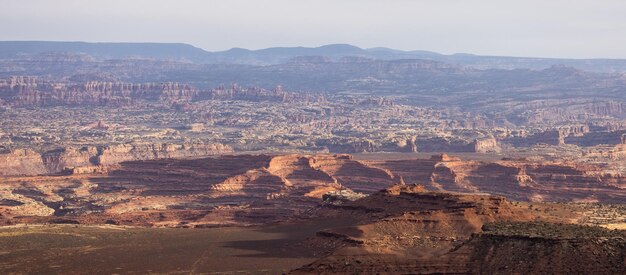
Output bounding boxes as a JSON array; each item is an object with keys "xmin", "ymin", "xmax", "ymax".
[
  {"xmin": 0, "ymin": 42, "xmax": 625, "ymax": 273},
  {"xmin": 0, "ymin": 153, "xmax": 624, "ymax": 228}
]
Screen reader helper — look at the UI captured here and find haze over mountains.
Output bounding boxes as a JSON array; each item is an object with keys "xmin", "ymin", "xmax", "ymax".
[
  {"xmin": 1, "ymin": 39, "xmax": 626, "ymax": 274},
  {"xmin": 3, "ymin": 41, "xmax": 626, "ymax": 72}
]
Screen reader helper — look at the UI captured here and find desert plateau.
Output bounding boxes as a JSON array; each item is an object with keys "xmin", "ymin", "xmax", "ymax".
[{"xmin": 1, "ymin": 1, "xmax": 626, "ymax": 273}]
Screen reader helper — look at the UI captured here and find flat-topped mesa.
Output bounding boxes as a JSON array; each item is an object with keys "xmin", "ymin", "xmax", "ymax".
[
  {"xmin": 430, "ymin": 153, "xmax": 461, "ymax": 162},
  {"xmin": 565, "ymin": 130, "xmax": 626, "ymax": 146},
  {"xmin": 472, "ymin": 137, "xmax": 500, "ymax": 153}
]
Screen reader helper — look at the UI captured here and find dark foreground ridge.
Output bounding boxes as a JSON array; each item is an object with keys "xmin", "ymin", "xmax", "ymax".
[{"xmin": 295, "ymin": 221, "xmax": 626, "ymax": 274}]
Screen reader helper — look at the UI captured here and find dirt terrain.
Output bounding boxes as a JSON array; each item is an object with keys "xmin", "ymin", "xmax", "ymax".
[
  {"xmin": 0, "ymin": 224, "xmax": 324, "ymax": 274},
  {"xmin": 0, "ymin": 184, "xmax": 623, "ymax": 274}
]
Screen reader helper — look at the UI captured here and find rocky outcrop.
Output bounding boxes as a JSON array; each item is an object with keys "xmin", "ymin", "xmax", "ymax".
[
  {"xmin": 559, "ymin": 124, "xmax": 590, "ymax": 137},
  {"xmin": 294, "ymin": 185, "xmax": 540, "ymax": 274},
  {"xmin": 472, "ymin": 137, "xmax": 500, "ymax": 153},
  {"xmin": 309, "ymin": 154, "xmax": 398, "ymax": 193}
]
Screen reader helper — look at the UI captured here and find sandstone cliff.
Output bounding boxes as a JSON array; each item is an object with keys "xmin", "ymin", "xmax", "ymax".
[
  {"xmin": 0, "ymin": 142, "xmax": 232, "ymax": 176},
  {"xmin": 0, "ymin": 149, "xmax": 48, "ymax": 176},
  {"xmin": 96, "ymin": 143, "xmax": 232, "ymax": 165}
]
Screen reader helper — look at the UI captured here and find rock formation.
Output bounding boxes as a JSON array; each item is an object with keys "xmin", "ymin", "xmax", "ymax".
[
  {"xmin": 0, "ymin": 142, "xmax": 232, "ymax": 175},
  {"xmin": 0, "ymin": 149, "xmax": 48, "ymax": 176}
]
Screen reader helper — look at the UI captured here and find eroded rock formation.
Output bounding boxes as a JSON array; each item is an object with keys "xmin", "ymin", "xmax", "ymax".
[{"xmin": 0, "ymin": 142, "xmax": 232, "ymax": 175}]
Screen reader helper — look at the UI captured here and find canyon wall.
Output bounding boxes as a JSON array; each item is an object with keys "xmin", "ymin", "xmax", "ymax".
[
  {"xmin": 0, "ymin": 142, "xmax": 232, "ymax": 176},
  {"xmin": 0, "ymin": 78, "xmax": 324, "ymax": 107},
  {"xmin": 0, "ymin": 149, "xmax": 48, "ymax": 176}
]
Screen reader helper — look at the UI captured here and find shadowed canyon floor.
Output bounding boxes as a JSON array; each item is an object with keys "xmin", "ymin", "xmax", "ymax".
[{"xmin": 0, "ymin": 153, "xmax": 625, "ymax": 227}]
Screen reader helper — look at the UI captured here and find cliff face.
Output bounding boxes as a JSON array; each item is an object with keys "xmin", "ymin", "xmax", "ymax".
[
  {"xmin": 505, "ymin": 128, "xmax": 626, "ymax": 147},
  {"xmin": 366, "ymin": 154, "xmax": 626, "ymax": 203},
  {"xmin": 473, "ymin": 137, "xmax": 500, "ymax": 153},
  {"xmin": 0, "ymin": 142, "xmax": 232, "ymax": 176},
  {"xmin": 96, "ymin": 143, "xmax": 232, "ymax": 165},
  {"xmin": 41, "ymin": 147, "xmax": 97, "ymax": 172},
  {"xmin": 319, "ymin": 137, "xmax": 499, "ymax": 154},
  {"xmin": 0, "ymin": 78, "xmax": 325, "ymax": 107},
  {"xmin": 0, "ymin": 78, "xmax": 199, "ymax": 107},
  {"xmin": 590, "ymin": 101, "xmax": 626, "ymax": 117},
  {"xmin": 504, "ymin": 130, "xmax": 564, "ymax": 147},
  {"xmin": 0, "ymin": 149, "xmax": 48, "ymax": 176},
  {"xmin": 565, "ymin": 130, "xmax": 626, "ymax": 146}
]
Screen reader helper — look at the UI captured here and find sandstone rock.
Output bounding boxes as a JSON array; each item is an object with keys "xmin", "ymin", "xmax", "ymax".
[
  {"xmin": 96, "ymin": 143, "xmax": 233, "ymax": 165},
  {"xmin": 0, "ymin": 143, "xmax": 232, "ymax": 176},
  {"xmin": 0, "ymin": 149, "xmax": 48, "ymax": 176}
]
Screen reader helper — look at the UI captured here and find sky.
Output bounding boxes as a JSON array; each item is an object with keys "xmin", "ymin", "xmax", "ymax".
[{"xmin": 1, "ymin": 0, "xmax": 626, "ymax": 58}]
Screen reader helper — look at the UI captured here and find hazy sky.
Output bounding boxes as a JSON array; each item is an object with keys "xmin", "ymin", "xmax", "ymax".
[{"xmin": 2, "ymin": 0, "xmax": 626, "ymax": 58}]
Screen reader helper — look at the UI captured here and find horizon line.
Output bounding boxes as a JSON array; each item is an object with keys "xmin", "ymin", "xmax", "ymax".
[{"xmin": 1, "ymin": 40, "xmax": 625, "ymax": 61}]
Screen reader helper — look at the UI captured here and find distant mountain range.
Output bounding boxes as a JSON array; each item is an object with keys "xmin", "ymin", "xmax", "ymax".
[{"xmin": 2, "ymin": 41, "xmax": 626, "ymax": 72}]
